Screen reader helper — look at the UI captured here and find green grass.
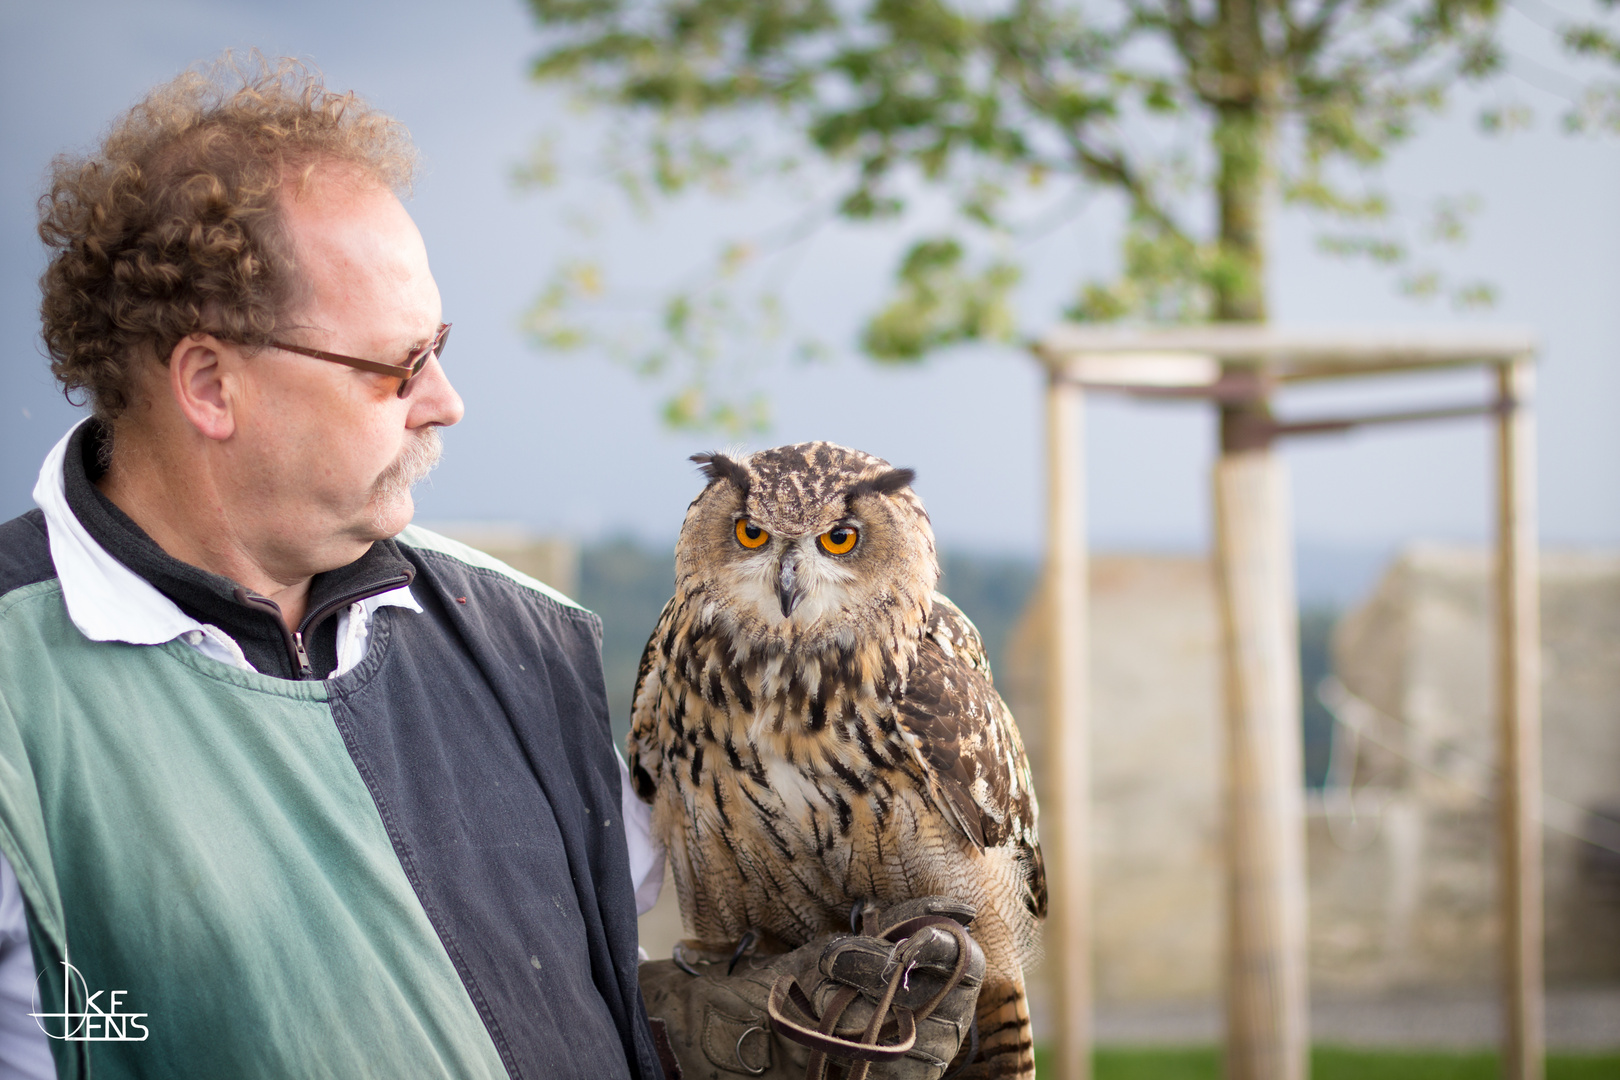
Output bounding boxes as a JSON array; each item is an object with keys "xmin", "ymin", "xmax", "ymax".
[{"xmin": 1030, "ymin": 1046, "xmax": 1620, "ymax": 1079}]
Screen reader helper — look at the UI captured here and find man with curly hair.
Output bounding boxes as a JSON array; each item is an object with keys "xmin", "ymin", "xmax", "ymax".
[{"xmin": 0, "ymin": 57, "xmax": 671, "ymax": 1079}]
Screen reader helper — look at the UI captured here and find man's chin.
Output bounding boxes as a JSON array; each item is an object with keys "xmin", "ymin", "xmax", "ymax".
[
  {"xmin": 366, "ymin": 428, "xmax": 441, "ymax": 537},
  {"xmin": 365, "ymin": 490, "xmax": 416, "ymax": 539}
]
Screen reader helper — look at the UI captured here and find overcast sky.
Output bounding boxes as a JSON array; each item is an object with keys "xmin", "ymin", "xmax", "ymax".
[{"xmin": 3, "ymin": 0, "xmax": 1616, "ymax": 589}]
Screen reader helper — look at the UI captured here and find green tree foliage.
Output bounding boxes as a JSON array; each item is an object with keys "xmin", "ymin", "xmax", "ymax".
[{"xmin": 524, "ymin": 0, "xmax": 1620, "ymax": 428}]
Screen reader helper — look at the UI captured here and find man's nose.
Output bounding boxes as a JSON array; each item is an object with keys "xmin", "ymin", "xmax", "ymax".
[{"xmin": 408, "ymin": 353, "xmax": 464, "ymax": 428}]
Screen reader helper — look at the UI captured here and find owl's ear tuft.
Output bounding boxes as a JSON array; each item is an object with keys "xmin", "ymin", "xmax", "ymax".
[
  {"xmin": 691, "ymin": 452, "xmax": 751, "ymax": 496},
  {"xmin": 847, "ymin": 467, "xmax": 916, "ymax": 501}
]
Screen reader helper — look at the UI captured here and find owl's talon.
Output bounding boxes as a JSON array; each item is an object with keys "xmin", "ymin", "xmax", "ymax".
[
  {"xmin": 671, "ymin": 941, "xmax": 704, "ymax": 977},
  {"xmin": 726, "ymin": 929, "xmax": 759, "ymax": 975}
]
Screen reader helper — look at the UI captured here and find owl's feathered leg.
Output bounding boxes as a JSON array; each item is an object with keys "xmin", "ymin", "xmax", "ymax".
[{"xmin": 954, "ymin": 973, "xmax": 1036, "ymax": 1079}]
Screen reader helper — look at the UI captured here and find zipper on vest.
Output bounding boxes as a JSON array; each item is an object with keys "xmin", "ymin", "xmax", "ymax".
[
  {"xmin": 232, "ymin": 571, "xmax": 411, "ymax": 680},
  {"xmin": 232, "ymin": 588, "xmax": 318, "ymax": 680},
  {"xmin": 291, "ymin": 631, "xmax": 314, "ymax": 678}
]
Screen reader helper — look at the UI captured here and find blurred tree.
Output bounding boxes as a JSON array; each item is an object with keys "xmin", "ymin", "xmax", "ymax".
[{"xmin": 524, "ymin": 0, "xmax": 1620, "ymax": 427}]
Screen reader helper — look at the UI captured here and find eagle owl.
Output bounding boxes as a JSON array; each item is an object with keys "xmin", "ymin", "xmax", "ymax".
[{"xmin": 628, "ymin": 442, "xmax": 1045, "ymax": 1078}]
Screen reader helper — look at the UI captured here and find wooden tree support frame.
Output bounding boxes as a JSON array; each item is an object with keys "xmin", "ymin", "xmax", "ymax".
[{"xmin": 1031, "ymin": 326, "xmax": 1542, "ymax": 1080}]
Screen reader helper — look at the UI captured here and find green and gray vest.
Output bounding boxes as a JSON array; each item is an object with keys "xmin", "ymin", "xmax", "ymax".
[{"xmin": 0, "ymin": 427, "xmax": 663, "ymax": 1080}]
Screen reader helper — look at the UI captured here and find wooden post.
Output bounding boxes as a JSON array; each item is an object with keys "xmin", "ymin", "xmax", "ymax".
[
  {"xmin": 1030, "ymin": 323, "xmax": 1537, "ymax": 1080},
  {"xmin": 1044, "ymin": 368, "xmax": 1092, "ymax": 1080},
  {"xmin": 1213, "ymin": 425, "xmax": 1309, "ymax": 1080},
  {"xmin": 1496, "ymin": 358, "xmax": 1543, "ymax": 1080}
]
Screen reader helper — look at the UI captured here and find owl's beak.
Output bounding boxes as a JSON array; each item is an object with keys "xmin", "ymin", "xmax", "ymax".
[{"xmin": 776, "ymin": 551, "xmax": 805, "ymax": 618}]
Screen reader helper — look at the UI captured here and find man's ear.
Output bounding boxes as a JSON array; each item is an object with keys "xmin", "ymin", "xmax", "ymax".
[{"xmin": 167, "ymin": 334, "xmax": 237, "ymax": 441}]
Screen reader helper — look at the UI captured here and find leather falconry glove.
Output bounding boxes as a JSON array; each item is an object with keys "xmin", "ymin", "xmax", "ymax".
[{"xmin": 639, "ymin": 897, "xmax": 986, "ymax": 1080}]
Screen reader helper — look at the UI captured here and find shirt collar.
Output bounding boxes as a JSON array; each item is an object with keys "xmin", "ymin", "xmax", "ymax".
[{"xmin": 33, "ymin": 420, "xmax": 422, "ymax": 647}]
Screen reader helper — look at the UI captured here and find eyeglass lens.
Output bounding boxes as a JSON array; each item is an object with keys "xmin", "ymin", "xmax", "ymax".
[{"xmin": 397, "ymin": 324, "xmax": 451, "ymax": 399}]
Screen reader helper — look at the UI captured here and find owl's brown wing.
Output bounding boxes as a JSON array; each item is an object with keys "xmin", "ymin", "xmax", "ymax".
[
  {"xmin": 892, "ymin": 595, "xmax": 1047, "ymax": 918},
  {"xmin": 626, "ymin": 595, "xmax": 680, "ymax": 803},
  {"xmin": 922, "ymin": 591, "xmax": 995, "ymax": 680}
]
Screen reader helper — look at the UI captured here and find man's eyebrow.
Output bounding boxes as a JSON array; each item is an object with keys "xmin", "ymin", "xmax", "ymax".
[{"xmin": 393, "ymin": 328, "xmax": 436, "ymax": 358}]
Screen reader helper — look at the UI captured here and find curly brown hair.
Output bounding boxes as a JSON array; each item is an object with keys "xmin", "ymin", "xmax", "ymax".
[{"xmin": 38, "ymin": 54, "xmax": 418, "ymax": 422}]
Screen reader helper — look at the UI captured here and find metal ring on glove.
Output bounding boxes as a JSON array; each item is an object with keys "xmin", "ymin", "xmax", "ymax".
[{"xmin": 735, "ymin": 1025, "xmax": 769, "ymax": 1075}]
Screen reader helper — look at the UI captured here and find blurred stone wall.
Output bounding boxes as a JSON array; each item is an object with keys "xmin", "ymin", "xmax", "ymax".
[
  {"xmin": 1002, "ymin": 548, "xmax": 1620, "ymax": 1010},
  {"xmin": 1321, "ymin": 546, "xmax": 1620, "ymax": 990}
]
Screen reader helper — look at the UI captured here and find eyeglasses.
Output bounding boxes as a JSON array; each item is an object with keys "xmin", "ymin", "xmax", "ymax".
[{"xmin": 264, "ymin": 322, "xmax": 451, "ymax": 399}]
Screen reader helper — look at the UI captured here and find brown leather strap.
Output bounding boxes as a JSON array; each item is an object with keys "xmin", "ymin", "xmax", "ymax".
[
  {"xmin": 804, "ymin": 984, "xmax": 862, "ymax": 1080},
  {"xmin": 767, "ymin": 975, "xmax": 918, "ymax": 1062},
  {"xmin": 767, "ymin": 913, "xmax": 977, "ymax": 1079}
]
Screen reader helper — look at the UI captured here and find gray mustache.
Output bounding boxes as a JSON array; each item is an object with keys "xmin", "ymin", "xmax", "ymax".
[{"xmin": 373, "ymin": 427, "xmax": 443, "ymax": 503}]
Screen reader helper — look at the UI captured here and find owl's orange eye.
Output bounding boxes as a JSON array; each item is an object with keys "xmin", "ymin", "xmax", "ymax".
[
  {"xmin": 735, "ymin": 519, "xmax": 769, "ymax": 549},
  {"xmin": 818, "ymin": 526, "xmax": 858, "ymax": 555}
]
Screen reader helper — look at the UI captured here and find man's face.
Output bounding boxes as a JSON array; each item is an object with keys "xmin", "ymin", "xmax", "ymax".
[{"xmin": 224, "ymin": 167, "xmax": 463, "ymax": 571}]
